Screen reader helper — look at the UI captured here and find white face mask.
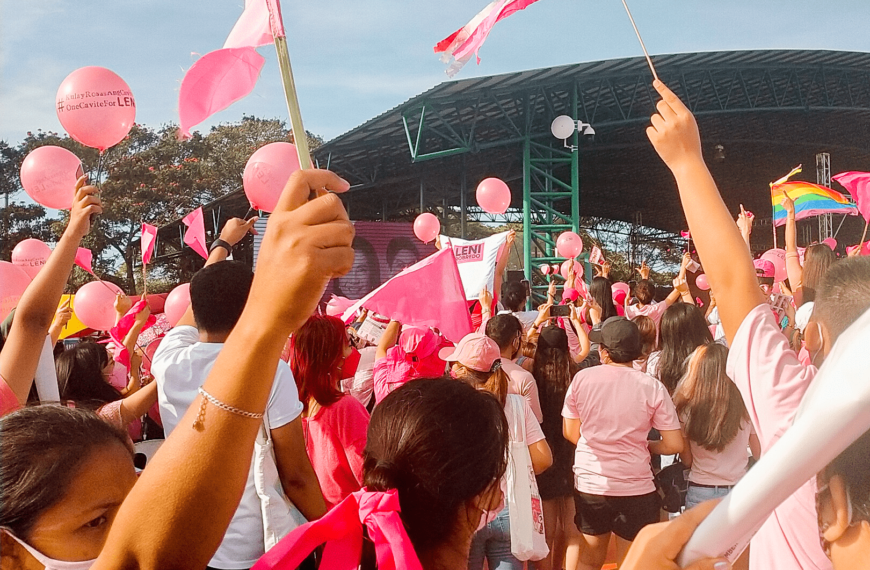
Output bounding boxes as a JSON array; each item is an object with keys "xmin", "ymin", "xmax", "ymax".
[{"xmin": 5, "ymin": 531, "xmax": 96, "ymax": 570}]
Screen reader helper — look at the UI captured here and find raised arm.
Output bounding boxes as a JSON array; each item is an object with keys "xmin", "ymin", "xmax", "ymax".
[
  {"xmin": 92, "ymin": 170, "xmax": 353, "ymax": 570},
  {"xmin": 781, "ymin": 194, "xmax": 805, "ymax": 305},
  {"xmin": 492, "ymin": 230, "xmax": 516, "ymax": 301},
  {"xmin": 375, "ymin": 320, "xmax": 401, "ymax": 361},
  {"xmin": 736, "ymin": 204, "xmax": 755, "ymax": 250},
  {"xmin": 0, "ymin": 178, "xmax": 101, "ymax": 405},
  {"xmin": 646, "ymin": 81, "xmax": 765, "ymax": 344}
]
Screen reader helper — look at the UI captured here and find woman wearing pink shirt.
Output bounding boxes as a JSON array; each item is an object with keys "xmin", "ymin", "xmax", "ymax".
[
  {"xmin": 647, "ymin": 303, "xmax": 713, "ymax": 394},
  {"xmin": 290, "ymin": 314, "xmax": 370, "ymax": 509}
]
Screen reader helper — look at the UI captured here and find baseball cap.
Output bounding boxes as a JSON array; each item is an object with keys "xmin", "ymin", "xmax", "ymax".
[
  {"xmin": 562, "ymin": 288, "xmax": 580, "ymax": 303},
  {"xmin": 438, "ymin": 333, "xmax": 501, "ymax": 372},
  {"xmin": 399, "ymin": 326, "xmax": 440, "ymax": 360},
  {"xmin": 538, "ymin": 325, "xmax": 569, "ymax": 352},
  {"xmin": 612, "ymin": 289, "xmax": 628, "ymax": 306},
  {"xmin": 588, "ymin": 317, "xmax": 642, "ymax": 358},
  {"xmin": 753, "ymin": 258, "xmax": 776, "ymax": 279}
]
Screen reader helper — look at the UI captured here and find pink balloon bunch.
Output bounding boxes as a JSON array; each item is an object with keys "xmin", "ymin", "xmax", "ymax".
[
  {"xmin": 164, "ymin": 283, "xmax": 191, "ymax": 327},
  {"xmin": 242, "ymin": 142, "xmax": 302, "ymax": 212},
  {"xmin": 476, "ymin": 178, "xmax": 511, "ymax": 215},
  {"xmin": 0, "ymin": 262, "xmax": 33, "ymax": 322},
  {"xmin": 413, "ymin": 213, "xmax": 440, "ymax": 244},
  {"xmin": 19, "ymin": 146, "xmax": 83, "ymax": 210},
  {"xmin": 74, "ymin": 281, "xmax": 124, "ymax": 331},
  {"xmin": 56, "ymin": 66, "xmax": 136, "ymax": 151},
  {"xmin": 11, "ymin": 239, "xmax": 52, "ymax": 279},
  {"xmin": 556, "ymin": 231, "xmax": 584, "ymax": 259}
]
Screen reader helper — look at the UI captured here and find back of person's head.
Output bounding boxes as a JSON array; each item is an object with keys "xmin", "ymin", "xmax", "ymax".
[
  {"xmin": 56, "ymin": 342, "xmax": 121, "ymax": 407},
  {"xmin": 632, "ymin": 315, "xmax": 657, "ymax": 358},
  {"xmin": 673, "ymin": 343, "xmax": 748, "ymax": 452},
  {"xmin": 589, "ymin": 277, "xmax": 618, "ymax": 321},
  {"xmin": 441, "ymin": 333, "xmax": 509, "ymax": 406},
  {"xmin": 533, "ymin": 325, "xmax": 574, "ymax": 399},
  {"xmin": 590, "ymin": 317, "xmax": 642, "ymax": 364},
  {"xmin": 0, "ymin": 406, "xmax": 131, "ymax": 541},
  {"xmin": 500, "ymin": 281, "xmax": 527, "ymax": 312},
  {"xmin": 289, "ymin": 314, "xmax": 346, "ymax": 411},
  {"xmin": 812, "ymin": 257, "xmax": 870, "ymax": 342},
  {"xmin": 635, "ymin": 279, "xmax": 656, "ymax": 305},
  {"xmin": 485, "ymin": 313, "xmax": 523, "ymax": 352},
  {"xmin": 802, "ymin": 243, "xmax": 837, "ymax": 303},
  {"xmin": 364, "ymin": 379, "xmax": 508, "ymax": 558},
  {"xmin": 657, "ymin": 303, "xmax": 713, "ymax": 394},
  {"xmin": 190, "ymin": 261, "xmax": 254, "ymax": 334}
]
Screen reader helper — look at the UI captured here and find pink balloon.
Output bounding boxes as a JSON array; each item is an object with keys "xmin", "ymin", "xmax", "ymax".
[
  {"xmin": 56, "ymin": 67, "xmax": 136, "ymax": 151},
  {"xmin": 19, "ymin": 146, "xmax": 83, "ymax": 210},
  {"xmin": 761, "ymin": 248, "xmax": 788, "ymax": 283},
  {"xmin": 74, "ymin": 281, "xmax": 124, "ymax": 331},
  {"xmin": 476, "ymin": 178, "xmax": 511, "ymax": 215},
  {"xmin": 539, "ymin": 264, "xmax": 550, "ymax": 275},
  {"xmin": 559, "ymin": 260, "xmax": 575, "ymax": 280},
  {"xmin": 242, "ymin": 142, "xmax": 302, "ymax": 212},
  {"xmin": 413, "ymin": 213, "xmax": 440, "ymax": 244},
  {"xmin": 695, "ymin": 273, "xmax": 711, "ymax": 291},
  {"xmin": 551, "ymin": 264, "xmax": 561, "ymax": 275},
  {"xmin": 556, "ymin": 231, "xmax": 584, "ymax": 258},
  {"xmin": 164, "ymin": 283, "xmax": 191, "ymax": 327},
  {"xmin": 11, "ymin": 239, "xmax": 52, "ymax": 279},
  {"xmin": 0, "ymin": 262, "xmax": 32, "ymax": 322},
  {"xmin": 822, "ymin": 237, "xmax": 837, "ymax": 251}
]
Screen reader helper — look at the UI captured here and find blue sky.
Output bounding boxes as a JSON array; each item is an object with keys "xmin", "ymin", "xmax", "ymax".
[{"xmin": 3, "ymin": 0, "xmax": 870, "ymax": 147}]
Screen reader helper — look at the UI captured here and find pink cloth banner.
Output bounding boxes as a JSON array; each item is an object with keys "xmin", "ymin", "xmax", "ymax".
[
  {"xmin": 224, "ymin": 0, "xmax": 273, "ymax": 49},
  {"xmin": 74, "ymin": 247, "xmax": 95, "ymax": 275},
  {"xmin": 833, "ymin": 171, "xmax": 870, "ymax": 223},
  {"xmin": 266, "ymin": 0, "xmax": 286, "ymax": 38},
  {"xmin": 182, "ymin": 207, "xmax": 209, "ymax": 260},
  {"xmin": 141, "ymin": 223, "xmax": 158, "ymax": 266},
  {"xmin": 341, "ymin": 248, "xmax": 472, "ymax": 343},
  {"xmin": 108, "ymin": 299, "xmax": 156, "ymax": 369}
]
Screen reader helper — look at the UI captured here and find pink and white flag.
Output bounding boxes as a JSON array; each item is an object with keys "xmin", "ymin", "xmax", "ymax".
[
  {"xmin": 182, "ymin": 207, "xmax": 209, "ymax": 260},
  {"xmin": 833, "ymin": 171, "xmax": 870, "ymax": 223},
  {"xmin": 589, "ymin": 246, "xmax": 605, "ymax": 265},
  {"xmin": 74, "ymin": 247, "xmax": 95, "ymax": 275},
  {"xmin": 434, "ymin": 0, "xmax": 543, "ymax": 77},
  {"xmin": 141, "ymin": 223, "xmax": 158, "ymax": 266},
  {"xmin": 224, "ymin": 0, "xmax": 273, "ymax": 49}
]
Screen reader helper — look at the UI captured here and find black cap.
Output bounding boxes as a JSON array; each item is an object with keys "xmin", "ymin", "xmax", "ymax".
[
  {"xmin": 588, "ymin": 317, "xmax": 642, "ymax": 359},
  {"xmin": 537, "ymin": 325, "xmax": 569, "ymax": 352}
]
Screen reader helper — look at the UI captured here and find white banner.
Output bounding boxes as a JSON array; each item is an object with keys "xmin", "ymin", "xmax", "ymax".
[{"xmin": 440, "ymin": 232, "xmax": 509, "ymax": 301}]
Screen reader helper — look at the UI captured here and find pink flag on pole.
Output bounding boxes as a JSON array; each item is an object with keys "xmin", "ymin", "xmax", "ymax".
[
  {"xmin": 182, "ymin": 207, "xmax": 209, "ymax": 260},
  {"xmin": 341, "ymin": 248, "xmax": 473, "ymax": 343},
  {"xmin": 265, "ymin": 0, "xmax": 286, "ymax": 38},
  {"xmin": 108, "ymin": 299, "xmax": 157, "ymax": 369},
  {"xmin": 846, "ymin": 241, "xmax": 870, "ymax": 257},
  {"xmin": 141, "ymin": 223, "xmax": 158, "ymax": 266},
  {"xmin": 224, "ymin": 0, "xmax": 273, "ymax": 49},
  {"xmin": 434, "ymin": 0, "xmax": 543, "ymax": 77},
  {"xmin": 74, "ymin": 247, "xmax": 95, "ymax": 275},
  {"xmin": 833, "ymin": 171, "xmax": 870, "ymax": 223}
]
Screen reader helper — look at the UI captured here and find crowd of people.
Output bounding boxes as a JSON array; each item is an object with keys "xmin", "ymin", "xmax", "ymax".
[{"xmin": 1, "ymin": 80, "xmax": 869, "ymax": 570}]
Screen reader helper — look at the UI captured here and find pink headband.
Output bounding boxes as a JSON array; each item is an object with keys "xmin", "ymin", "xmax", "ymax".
[{"xmin": 251, "ymin": 489, "xmax": 423, "ymax": 570}]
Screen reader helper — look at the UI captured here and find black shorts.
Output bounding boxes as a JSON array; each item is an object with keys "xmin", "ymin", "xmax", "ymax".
[{"xmin": 573, "ymin": 490, "xmax": 661, "ymax": 540}]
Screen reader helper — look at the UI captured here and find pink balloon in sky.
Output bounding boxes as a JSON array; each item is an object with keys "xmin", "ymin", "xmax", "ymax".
[
  {"xmin": 164, "ymin": 283, "xmax": 191, "ymax": 327},
  {"xmin": 74, "ymin": 281, "xmax": 124, "ymax": 331},
  {"xmin": 0, "ymin": 262, "xmax": 33, "ymax": 322},
  {"xmin": 476, "ymin": 178, "xmax": 511, "ymax": 215},
  {"xmin": 19, "ymin": 146, "xmax": 83, "ymax": 210},
  {"xmin": 556, "ymin": 231, "xmax": 584, "ymax": 258},
  {"xmin": 11, "ymin": 239, "xmax": 52, "ymax": 279},
  {"xmin": 413, "ymin": 213, "xmax": 440, "ymax": 244},
  {"xmin": 242, "ymin": 142, "xmax": 302, "ymax": 212},
  {"xmin": 695, "ymin": 273, "xmax": 711, "ymax": 291},
  {"xmin": 56, "ymin": 66, "xmax": 136, "ymax": 151}
]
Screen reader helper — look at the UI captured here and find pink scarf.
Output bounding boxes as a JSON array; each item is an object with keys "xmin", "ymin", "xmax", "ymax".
[{"xmin": 252, "ymin": 489, "xmax": 423, "ymax": 570}]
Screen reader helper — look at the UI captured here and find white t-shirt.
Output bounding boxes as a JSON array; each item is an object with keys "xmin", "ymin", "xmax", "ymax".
[{"xmin": 152, "ymin": 326, "xmax": 304, "ymax": 569}]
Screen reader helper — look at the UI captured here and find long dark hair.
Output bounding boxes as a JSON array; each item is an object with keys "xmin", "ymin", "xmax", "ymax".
[
  {"xmin": 656, "ymin": 303, "xmax": 713, "ymax": 394},
  {"xmin": 673, "ymin": 344, "xmax": 748, "ymax": 451},
  {"xmin": 363, "ymin": 379, "xmax": 508, "ymax": 558},
  {"xmin": 801, "ymin": 243, "xmax": 836, "ymax": 303},
  {"xmin": 532, "ymin": 326, "xmax": 577, "ymax": 440},
  {"xmin": 587, "ymin": 277, "xmax": 618, "ymax": 322},
  {"xmin": 0, "ymin": 406, "xmax": 131, "ymax": 540},
  {"xmin": 290, "ymin": 314, "xmax": 346, "ymax": 413},
  {"xmin": 56, "ymin": 342, "xmax": 122, "ymax": 408}
]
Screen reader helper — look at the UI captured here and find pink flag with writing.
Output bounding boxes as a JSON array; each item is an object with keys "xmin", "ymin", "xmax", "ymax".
[
  {"xmin": 141, "ymin": 223, "xmax": 158, "ymax": 266},
  {"xmin": 589, "ymin": 246, "xmax": 605, "ymax": 265},
  {"xmin": 434, "ymin": 0, "xmax": 542, "ymax": 77},
  {"xmin": 74, "ymin": 247, "xmax": 95, "ymax": 275},
  {"xmin": 182, "ymin": 207, "xmax": 209, "ymax": 260},
  {"xmin": 341, "ymin": 248, "xmax": 472, "ymax": 343},
  {"xmin": 833, "ymin": 171, "xmax": 870, "ymax": 223}
]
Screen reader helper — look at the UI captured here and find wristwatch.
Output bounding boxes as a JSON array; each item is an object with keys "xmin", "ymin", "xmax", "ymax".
[{"xmin": 209, "ymin": 239, "xmax": 233, "ymax": 255}]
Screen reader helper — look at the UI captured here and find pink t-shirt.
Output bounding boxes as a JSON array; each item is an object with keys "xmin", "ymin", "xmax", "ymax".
[
  {"xmin": 562, "ymin": 364, "xmax": 680, "ymax": 496},
  {"xmin": 684, "ymin": 418, "xmax": 754, "ymax": 486},
  {"xmin": 502, "ymin": 358, "xmax": 543, "ymax": 423},
  {"xmin": 624, "ymin": 301, "xmax": 667, "ymax": 326},
  {"xmin": 0, "ymin": 374, "xmax": 20, "ymax": 418},
  {"xmin": 302, "ymin": 395, "xmax": 369, "ymax": 509},
  {"xmin": 726, "ymin": 304, "xmax": 830, "ymax": 570}
]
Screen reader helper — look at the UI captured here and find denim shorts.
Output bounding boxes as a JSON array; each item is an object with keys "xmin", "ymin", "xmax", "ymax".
[{"xmin": 685, "ymin": 483, "xmax": 733, "ymax": 511}]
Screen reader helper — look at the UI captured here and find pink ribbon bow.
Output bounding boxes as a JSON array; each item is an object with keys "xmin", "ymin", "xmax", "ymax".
[{"xmin": 252, "ymin": 489, "xmax": 423, "ymax": 570}]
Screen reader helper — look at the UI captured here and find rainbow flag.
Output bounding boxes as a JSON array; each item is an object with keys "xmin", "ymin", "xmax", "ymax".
[{"xmin": 771, "ymin": 181, "xmax": 858, "ymax": 227}]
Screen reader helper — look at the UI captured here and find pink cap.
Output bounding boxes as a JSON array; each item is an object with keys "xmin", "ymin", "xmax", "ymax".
[
  {"xmin": 753, "ymin": 258, "xmax": 776, "ymax": 279},
  {"xmin": 612, "ymin": 290, "xmax": 627, "ymax": 305},
  {"xmin": 562, "ymin": 287, "xmax": 580, "ymax": 302},
  {"xmin": 399, "ymin": 326, "xmax": 440, "ymax": 360},
  {"xmin": 438, "ymin": 333, "xmax": 501, "ymax": 373}
]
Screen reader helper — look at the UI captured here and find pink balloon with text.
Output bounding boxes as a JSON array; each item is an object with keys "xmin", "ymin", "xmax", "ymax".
[
  {"xmin": 243, "ymin": 142, "xmax": 302, "ymax": 212},
  {"xmin": 12, "ymin": 239, "xmax": 52, "ymax": 279},
  {"xmin": 20, "ymin": 146, "xmax": 83, "ymax": 210},
  {"xmin": 56, "ymin": 66, "xmax": 136, "ymax": 151},
  {"xmin": 0, "ymin": 262, "xmax": 32, "ymax": 322},
  {"xmin": 556, "ymin": 231, "xmax": 584, "ymax": 258}
]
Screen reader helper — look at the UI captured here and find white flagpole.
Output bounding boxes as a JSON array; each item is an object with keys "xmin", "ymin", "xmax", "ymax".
[{"xmin": 620, "ymin": 0, "xmax": 659, "ymax": 81}]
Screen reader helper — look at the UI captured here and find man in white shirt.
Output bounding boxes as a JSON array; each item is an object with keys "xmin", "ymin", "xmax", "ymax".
[{"xmin": 152, "ymin": 218, "xmax": 325, "ymax": 570}]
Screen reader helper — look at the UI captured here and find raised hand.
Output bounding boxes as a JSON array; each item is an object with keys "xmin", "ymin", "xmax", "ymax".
[
  {"xmin": 219, "ymin": 216, "xmax": 259, "ymax": 247},
  {"xmin": 645, "ymin": 80, "xmax": 703, "ymax": 174},
  {"xmin": 114, "ymin": 293, "xmax": 132, "ymax": 317},
  {"xmin": 780, "ymin": 193, "xmax": 795, "ymax": 217},
  {"xmin": 736, "ymin": 204, "xmax": 755, "ymax": 237},
  {"xmin": 636, "ymin": 261, "xmax": 651, "ymax": 280},
  {"xmin": 67, "ymin": 176, "xmax": 103, "ymax": 239}
]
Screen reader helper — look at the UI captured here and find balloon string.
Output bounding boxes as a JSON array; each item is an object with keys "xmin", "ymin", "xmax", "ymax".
[{"xmin": 244, "ymin": 207, "xmax": 254, "ymax": 220}]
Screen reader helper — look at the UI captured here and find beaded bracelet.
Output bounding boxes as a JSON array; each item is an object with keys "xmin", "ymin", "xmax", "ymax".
[{"xmin": 193, "ymin": 387, "xmax": 264, "ymax": 430}]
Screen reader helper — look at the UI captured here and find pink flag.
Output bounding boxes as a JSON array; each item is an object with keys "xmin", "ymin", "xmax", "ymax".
[
  {"xmin": 434, "ymin": 0, "xmax": 542, "ymax": 77},
  {"xmin": 108, "ymin": 299, "xmax": 157, "ymax": 369},
  {"xmin": 846, "ymin": 241, "xmax": 870, "ymax": 257},
  {"xmin": 182, "ymin": 207, "xmax": 209, "ymax": 259},
  {"xmin": 178, "ymin": 47, "xmax": 266, "ymax": 138},
  {"xmin": 341, "ymin": 248, "xmax": 472, "ymax": 343},
  {"xmin": 833, "ymin": 171, "xmax": 870, "ymax": 223},
  {"xmin": 74, "ymin": 247, "xmax": 95, "ymax": 275},
  {"xmin": 224, "ymin": 0, "xmax": 273, "ymax": 49},
  {"xmin": 141, "ymin": 223, "xmax": 158, "ymax": 266},
  {"xmin": 589, "ymin": 245, "xmax": 605, "ymax": 265},
  {"xmin": 265, "ymin": 0, "xmax": 286, "ymax": 38}
]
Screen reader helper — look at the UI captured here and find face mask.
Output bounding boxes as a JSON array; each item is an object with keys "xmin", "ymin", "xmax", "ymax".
[
  {"xmin": 476, "ymin": 491, "xmax": 505, "ymax": 532},
  {"xmin": 340, "ymin": 347, "xmax": 361, "ymax": 379},
  {"xmin": 5, "ymin": 531, "xmax": 96, "ymax": 570}
]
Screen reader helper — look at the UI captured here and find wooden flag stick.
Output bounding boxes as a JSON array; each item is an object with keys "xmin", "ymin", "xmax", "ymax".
[
  {"xmin": 620, "ymin": 0, "xmax": 658, "ymax": 81},
  {"xmin": 861, "ymin": 218, "xmax": 869, "ymax": 246},
  {"xmin": 272, "ymin": 34, "xmax": 312, "ymax": 172}
]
